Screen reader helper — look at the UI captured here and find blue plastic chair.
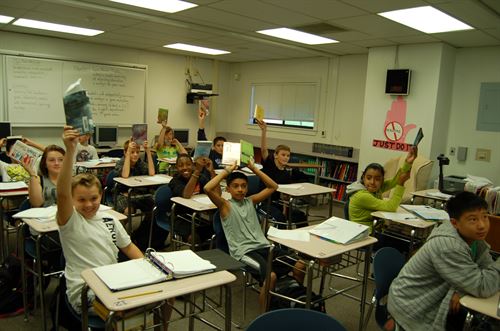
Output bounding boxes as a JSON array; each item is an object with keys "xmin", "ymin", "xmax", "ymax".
[
  {"xmin": 246, "ymin": 308, "xmax": 347, "ymax": 331},
  {"xmin": 212, "ymin": 211, "xmax": 229, "ymax": 254},
  {"xmin": 362, "ymin": 247, "xmax": 406, "ymax": 330},
  {"xmin": 103, "ymin": 169, "xmax": 118, "ymax": 207}
]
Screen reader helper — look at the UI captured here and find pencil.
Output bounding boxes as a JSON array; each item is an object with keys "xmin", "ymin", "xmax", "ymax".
[{"xmin": 118, "ymin": 289, "xmax": 163, "ymax": 300}]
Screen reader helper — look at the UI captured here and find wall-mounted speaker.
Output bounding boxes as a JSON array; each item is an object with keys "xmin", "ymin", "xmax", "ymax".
[{"xmin": 385, "ymin": 69, "xmax": 411, "ymax": 95}]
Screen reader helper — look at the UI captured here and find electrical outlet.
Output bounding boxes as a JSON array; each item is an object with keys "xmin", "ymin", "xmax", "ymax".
[
  {"xmin": 449, "ymin": 147, "xmax": 456, "ymax": 156},
  {"xmin": 321, "ymin": 131, "xmax": 326, "ymax": 137},
  {"xmin": 475, "ymin": 148, "xmax": 491, "ymax": 162}
]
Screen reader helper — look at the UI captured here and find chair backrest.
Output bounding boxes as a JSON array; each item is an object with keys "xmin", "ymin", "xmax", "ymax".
[
  {"xmin": 246, "ymin": 174, "xmax": 262, "ymax": 196},
  {"xmin": 246, "ymin": 308, "xmax": 346, "ymax": 331},
  {"xmin": 343, "ymin": 196, "xmax": 350, "ymax": 220},
  {"xmin": 383, "ymin": 155, "xmax": 434, "ymax": 203},
  {"xmin": 103, "ymin": 169, "xmax": 118, "ymax": 206},
  {"xmin": 212, "ymin": 211, "xmax": 229, "ymax": 254},
  {"xmin": 105, "ymin": 148, "xmax": 124, "ymax": 158},
  {"xmin": 372, "ymin": 247, "xmax": 406, "ymax": 328}
]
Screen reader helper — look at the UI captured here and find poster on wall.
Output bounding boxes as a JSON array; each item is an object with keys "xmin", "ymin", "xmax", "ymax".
[{"xmin": 372, "ymin": 96, "xmax": 416, "ymax": 151}]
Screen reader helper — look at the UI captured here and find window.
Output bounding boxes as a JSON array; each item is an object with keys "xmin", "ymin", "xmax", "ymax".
[{"xmin": 250, "ymin": 82, "xmax": 318, "ymax": 129}]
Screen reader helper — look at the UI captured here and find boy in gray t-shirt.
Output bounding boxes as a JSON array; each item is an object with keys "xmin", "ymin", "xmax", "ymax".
[{"xmin": 205, "ymin": 159, "xmax": 305, "ymax": 312}]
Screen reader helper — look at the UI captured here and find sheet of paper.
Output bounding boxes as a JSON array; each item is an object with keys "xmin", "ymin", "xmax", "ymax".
[
  {"xmin": 426, "ymin": 191, "xmax": 452, "ymax": 199},
  {"xmin": 267, "ymin": 226, "xmax": 310, "ymax": 242},
  {"xmin": 192, "ymin": 196, "xmax": 214, "ymax": 206},
  {"xmin": 147, "ymin": 175, "xmax": 172, "ymax": 184},
  {"xmin": 0, "ymin": 181, "xmax": 28, "ymax": 190},
  {"xmin": 14, "ymin": 205, "xmax": 57, "ymax": 219},
  {"xmin": 379, "ymin": 212, "xmax": 418, "ymax": 221},
  {"xmin": 278, "ymin": 184, "xmax": 303, "ymax": 190}
]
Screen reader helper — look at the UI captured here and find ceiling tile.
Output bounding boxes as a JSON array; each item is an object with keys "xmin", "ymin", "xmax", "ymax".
[
  {"xmin": 338, "ymin": 0, "xmax": 428, "ymax": 13},
  {"xmin": 332, "ymin": 14, "xmax": 423, "ymax": 38},
  {"xmin": 434, "ymin": 1, "xmax": 500, "ymax": 29},
  {"xmin": 387, "ymin": 34, "xmax": 440, "ymax": 44},
  {"xmin": 434, "ymin": 29, "xmax": 500, "ymax": 47},
  {"xmin": 260, "ymin": 0, "xmax": 368, "ymax": 20}
]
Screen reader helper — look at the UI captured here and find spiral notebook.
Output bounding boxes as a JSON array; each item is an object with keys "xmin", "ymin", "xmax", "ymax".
[{"xmin": 93, "ymin": 249, "xmax": 216, "ymax": 291}]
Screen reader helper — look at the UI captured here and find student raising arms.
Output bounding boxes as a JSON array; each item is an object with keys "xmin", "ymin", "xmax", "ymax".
[
  {"xmin": 23, "ymin": 144, "xmax": 65, "ymax": 207},
  {"xmin": 346, "ymin": 147, "xmax": 417, "ymax": 230},
  {"xmin": 155, "ymin": 121, "xmax": 187, "ymax": 173}
]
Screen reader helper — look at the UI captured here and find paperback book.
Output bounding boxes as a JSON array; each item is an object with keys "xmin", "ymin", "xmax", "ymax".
[
  {"xmin": 221, "ymin": 140, "xmax": 254, "ymax": 166},
  {"xmin": 132, "ymin": 124, "xmax": 148, "ymax": 145},
  {"xmin": 193, "ymin": 141, "xmax": 212, "ymax": 159},
  {"xmin": 240, "ymin": 139, "xmax": 254, "ymax": 165},
  {"xmin": 254, "ymin": 104, "xmax": 264, "ymax": 121},
  {"xmin": 413, "ymin": 128, "xmax": 424, "ymax": 147},
  {"xmin": 63, "ymin": 79, "xmax": 95, "ymax": 135},
  {"xmin": 157, "ymin": 108, "xmax": 168, "ymax": 124},
  {"xmin": 9, "ymin": 140, "xmax": 42, "ymax": 172},
  {"xmin": 92, "ymin": 249, "xmax": 216, "ymax": 291}
]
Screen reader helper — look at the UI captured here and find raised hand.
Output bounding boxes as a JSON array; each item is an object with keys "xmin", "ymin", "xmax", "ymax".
[
  {"xmin": 143, "ymin": 140, "xmax": 149, "ymax": 151},
  {"xmin": 406, "ymin": 146, "xmax": 418, "ymax": 164},
  {"xmin": 62, "ymin": 125, "xmax": 79, "ymax": 150},
  {"xmin": 256, "ymin": 119, "xmax": 266, "ymax": 131},
  {"xmin": 397, "ymin": 171, "xmax": 411, "ymax": 186}
]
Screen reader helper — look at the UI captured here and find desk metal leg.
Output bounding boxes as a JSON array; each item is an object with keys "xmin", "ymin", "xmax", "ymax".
[
  {"xmin": 20, "ymin": 224, "xmax": 29, "ymax": 322},
  {"xmin": 463, "ymin": 311, "xmax": 474, "ymax": 331},
  {"xmin": 408, "ymin": 229, "xmax": 416, "ymax": 257},
  {"xmin": 188, "ymin": 292, "xmax": 196, "ymax": 331},
  {"xmin": 225, "ymin": 284, "xmax": 232, "ymax": 331},
  {"xmin": 36, "ymin": 234, "xmax": 47, "ymax": 331},
  {"xmin": 305, "ymin": 260, "xmax": 314, "ymax": 309},
  {"xmin": 0, "ymin": 196, "xmax": 6, "ymax": 261},
  {"xmin": 127, "ymin": 189, "xmax": 133, "ymax": 233},
  {"xmin": 191, "ymin": 212, "xmax": 197, "ymax": 250},
  {"xmin": 359, "ymin": 244, "xmax": 372, "ymax": 331},
  {"xmin": 81, "ymin": 284, "xmax": 89, "ymax": 331}
]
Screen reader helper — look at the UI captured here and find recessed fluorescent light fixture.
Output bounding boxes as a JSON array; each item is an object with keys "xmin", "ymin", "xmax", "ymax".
[
  {"xmin": 0, "ymin": 15, "xmax": 15, "ymax": 24},
  {"xmin": 13, "ymin": 18, "xmax": 103, "ymax": 36},
  {"xmin": 257, "ymin": 28, "xmax": 338, "ymax": 45},
  {"xmin": 110, "ymin": 0, "xmax": 197, "ymax": 13},
  {"xmin": 164, "ymin": 43, "xmax": 230, "ymax": 55},
  {"xmin": 378, "ymin": 6, "xmax": 473, "ymax": 33}
]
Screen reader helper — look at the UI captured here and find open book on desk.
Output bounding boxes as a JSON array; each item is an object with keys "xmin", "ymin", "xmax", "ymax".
[
  {"xmin": 93, "ymin": 249, "xmax": 216, "ymax": 291},
  {"xmin": 401, "ymin": 204, "xmax": 450, "ymax": 221},
  {"xmin": 309, "ymin": 217, "xmax": 369, "ymax": 245}
]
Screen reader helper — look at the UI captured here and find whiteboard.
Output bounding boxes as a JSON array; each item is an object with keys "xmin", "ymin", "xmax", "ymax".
[{"xmin": 5, "ymin": 55, "xmax": 146, "ymax": 126}]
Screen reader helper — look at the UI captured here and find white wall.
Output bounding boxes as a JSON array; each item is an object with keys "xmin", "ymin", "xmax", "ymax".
[
  {"xmin": 0, "ymin": 31, "xmax": 218, "ymax": 148},
  {"xmin": 446, "ymin": 46, "xmax": 500, "ymax": 184},
  {"xmin": 218, "ymin": 55, "xmax": 368, "ymax": 150},
  {"xmin": 359, "ymin": 43, "xmax": 451, "ymax": 178}
]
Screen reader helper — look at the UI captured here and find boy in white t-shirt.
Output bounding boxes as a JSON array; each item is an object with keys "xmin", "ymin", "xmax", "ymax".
[
  {"xmin": 74, "ymin": 133, "xmax": 98, "ymax": 162},
  {"xmin": 57, "ymin": 126, "xmax": 172, "ymax": 327}
]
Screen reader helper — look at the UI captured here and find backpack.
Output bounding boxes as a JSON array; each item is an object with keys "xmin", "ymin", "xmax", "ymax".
[
  {"xmin": 0, "ymin": 255, "xmax": 24, "ymax": 317},
  {"xmin": 269, "ymin": 276, "xmax": 326, "ymax": 313}
]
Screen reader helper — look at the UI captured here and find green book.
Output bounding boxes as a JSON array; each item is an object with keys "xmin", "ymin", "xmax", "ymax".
[
  {"xmin": 157, "ymin": 108, "xmax": 168, "ymax": 124},
  {"xmin": 240, "ymin": 140, "xmax": 254, "ymax": 165}
]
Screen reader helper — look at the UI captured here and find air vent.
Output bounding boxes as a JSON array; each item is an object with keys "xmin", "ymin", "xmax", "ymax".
[{"xmin": 293, "ymin": 23, "xmax": 346, "ymax": 35}]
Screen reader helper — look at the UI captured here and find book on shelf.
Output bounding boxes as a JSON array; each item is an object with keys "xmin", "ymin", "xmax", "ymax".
[
  {"xmin": 193, "ymin": 141, "xmax": 212, "ymax": 159},
  {"xmin": 157, "ymin": 108, "xmax": 168, "ymax": 124},
  {"xmin": 9, "ymin": 140, "xmax": 42, "ymax": 172},
  {"xmin": 63, "ymin": 79, "xmax": 95, "ymax": 135},
  {"xmin": 93, "ymin": 249, "xmax": 216, "ymax": 291},
  {"xmin": 309, "ymin": 216, "xmax": 369, "ymax": 245},
  {"xmin": 401, "ymin": 204, "xmax": 449, "ymax": 221},
  {"xmin": 254, "ymin": 104, "xmax": 264, "ymax": 121},
  {"xmin": 132, "ymin": 124, "xmax": 148, "ymax": 145}
]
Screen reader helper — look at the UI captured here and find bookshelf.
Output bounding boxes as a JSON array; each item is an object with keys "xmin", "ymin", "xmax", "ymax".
[{"xmin": 290, "ymin": 153, "xmax": 358, "ymax": 203}]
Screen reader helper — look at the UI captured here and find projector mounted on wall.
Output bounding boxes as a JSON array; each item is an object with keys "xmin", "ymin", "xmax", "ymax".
[{"xmin": 187, "ymin": 83, "xmax": 218, "ymax": 103}]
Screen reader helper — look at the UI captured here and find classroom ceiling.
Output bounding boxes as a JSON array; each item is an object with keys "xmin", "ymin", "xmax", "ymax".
[{"xmin": 1, "ymin": 0, "xmax": 499, "ymax": 62}]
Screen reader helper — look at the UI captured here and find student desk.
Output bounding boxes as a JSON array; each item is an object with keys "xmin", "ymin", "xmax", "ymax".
[
  {"xmin": 276, "ymin": 182, "xmax": 335, "ymax": 228},
  {"xmin": 267, "ymin": 226, "xmax": 377, "ymax": 331},
  {"xmin": 371, "ymin": 207, "xmax": 437, "ymax": 254},
  {"xmin": 113, "ymin": 175, "xmax": 172, "ymax": 233},
  {"xmin": 157, "ymin": 157, "xmax": 177, "ymax": 175},
  {"xmin": 461, "ymin": 291, "xmax": 500, "ymax": 330},
  {"xmin": 410, "ymin": 189, "xmax": 451, "ymax": 208},
  {"xmin": 20, "ymin": 209, "xmax": 126, "ymax": 331},
  {"xmin": 0, "ymin": 186, "xmax": 28, "ymax": 261},
  {"xmin": 80, "ymin": 268, "xmax": 237, "ymax": 331},
  {"xmin": 170, "ymin": 192, "xmax": 231, "ymax": 250},
  {"xmin": 74, "ymin": 159, "xmax": 117, "ymax": 174}
]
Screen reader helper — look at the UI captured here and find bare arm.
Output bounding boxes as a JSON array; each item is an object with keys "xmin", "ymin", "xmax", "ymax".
[
  {"xmin": 120, "ymin": 243, "xmax": 144, "ymax": 259},
  {"xmin": 144, "ymin": 141, "xmax": 155, "ymax": 176},
  {"xmin": 198, "ymin": 104, "xmax": 206, "ymax": 130},
  {"xmin": 21, "ymin": 158, "xmax": 44, "ymax": 207},
  {"xmin": 182, "ymin": 157, "xmax": 205, "ymax": 198},
  {"xmin": 248, "ymin": 159, "xmax": 278, "ymax": 204},
  {"xmin": 121, "ymin": 140, "xmax": 134, "ymax": 178},
  {"xmin": 23, "ymin": 137, "xmax": 46, "ymax": 152},
  {"xmin": 256, "ymin": 119, "xmax": 268, "ymax": 160},
  {"xmin": 157, "ymin": 122, "xmax": 167, "ymax": 149},
  {"xmin": 205, "ymin": 162, "xmax": 238, "ymax": 218},
  {"xmin": 56, "ymin": 126, "xmax": 79, "ymax": 226},
  {"xmin": 172, "ymin": 138, "xmax": 187, "ymax": 154}
]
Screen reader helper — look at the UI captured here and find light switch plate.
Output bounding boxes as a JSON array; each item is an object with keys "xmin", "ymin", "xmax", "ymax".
[{"xmin": 475, "ymin": 148, "xmax": 491, "ymax": 162}]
